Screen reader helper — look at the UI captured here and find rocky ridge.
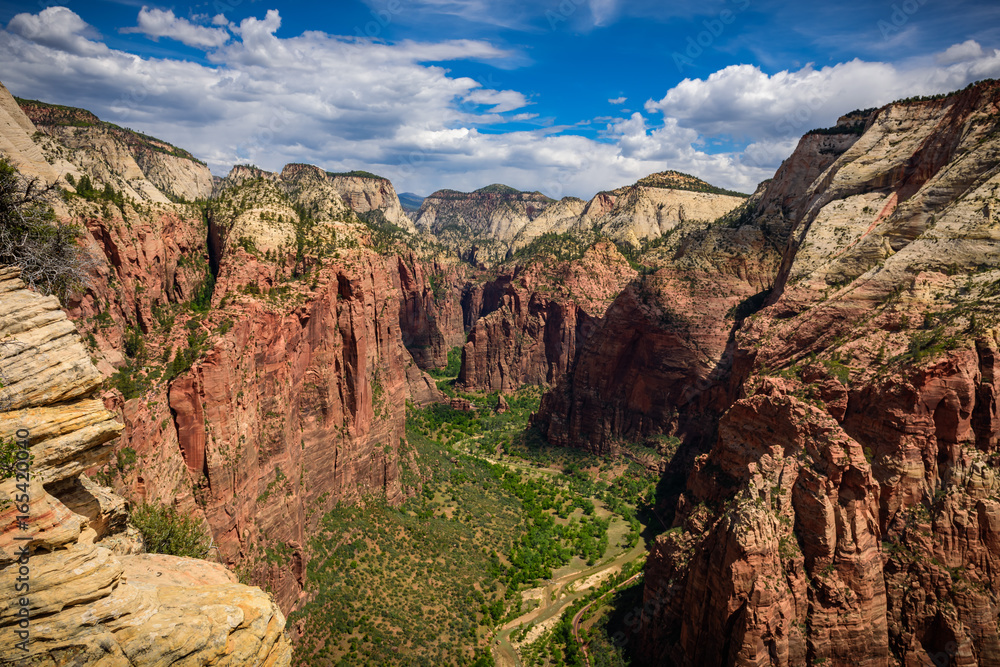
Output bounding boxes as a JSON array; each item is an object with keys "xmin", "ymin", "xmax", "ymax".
[
  {"xmin": 19, "ymin": 96, "xmax": 214, "ymax": 204},
  {"xmin": 583, "ymin": 171, "xmax": 749, "ymax": 247},
  {"xmin": 413, "ymin": 173, "xmax": 747, "ymax": 266},
  {"xmin": 458, "ymin": 240, "xmax": 636, "ymax": 393},
  {"xmin": 547, "ymin": 80, "xmax": 1000, "ymax": 666}
]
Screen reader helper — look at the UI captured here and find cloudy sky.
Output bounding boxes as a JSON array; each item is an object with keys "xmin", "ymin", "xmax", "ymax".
[{"xmin": 1, "ymin": 0, "xmax": 999, "ymax": 198}]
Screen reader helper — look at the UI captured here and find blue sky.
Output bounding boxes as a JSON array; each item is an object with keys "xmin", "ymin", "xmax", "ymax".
[{"xmin": 1, "ymin": 0, "xmax": 999, "ymax": 197}]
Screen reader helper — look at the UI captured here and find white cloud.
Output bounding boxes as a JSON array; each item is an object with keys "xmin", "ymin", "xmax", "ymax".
[
  {"xmin": 121, "ymin": 7, "xmax": 230, "ymax": 49},
  {"xmin": 608, "ymin": 96, "xmax": 627, "ymax": 105},
  {"xmin": 2, "ymin": 8, "xmax": 999, "ymax": 199},
  {"xmin": 936, "ymin": 39, "xmax": 985, "ymax": 65},
  {"xmin": 645, "ymin": 53, "xmax": 1000, "ymax": 142},
  {"xmin": 464, "ymin": 89, "xmax": 528, "ymax": 113},
  {"xmin": 7, "ymin": 6, "xmax": 107, "ymax": 57}
]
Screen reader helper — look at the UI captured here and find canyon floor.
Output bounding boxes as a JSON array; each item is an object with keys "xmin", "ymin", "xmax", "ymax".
[{"xmin": 286, "ymin": 363, "xmax": 659, "ymax": 667}]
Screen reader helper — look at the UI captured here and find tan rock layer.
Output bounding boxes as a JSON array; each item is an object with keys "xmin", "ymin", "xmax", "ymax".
[
  {"xmin": 0, "ymin": 481, "xmax": 292, "ymax": 667},
  {"xmin": 629, "ymin": 80, "xmax": 1000, "ymax": 666}
]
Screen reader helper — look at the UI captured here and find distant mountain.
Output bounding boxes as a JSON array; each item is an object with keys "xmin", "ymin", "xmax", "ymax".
[
  {"xmin": 398, "ymin": 192, "xmax": 425, "ymax": 212},
  {"xmin": 413, "ymin": 184, "xmax": 577, "ymax": 265},
  {"xmin": 412, "ymin": 173, "xmax": 748, "ymax": 263}
]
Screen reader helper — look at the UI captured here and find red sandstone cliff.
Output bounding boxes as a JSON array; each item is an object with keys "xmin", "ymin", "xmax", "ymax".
[
  {"xmin": 0, "ymin": 91, "xmax": 448, "ymax": 615},
  {"xmin": 535, "ymin": 190, "xmax": 779, "ymax": 454},
  {"xmin": 395, "ymin": 250, "xmax": 469, "ymax": 370},
  {"xmin": 457, "ymin": 241, "xmax": 636, "ymax": 394}
]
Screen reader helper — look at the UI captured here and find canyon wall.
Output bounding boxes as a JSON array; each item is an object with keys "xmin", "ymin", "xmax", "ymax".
[
  {"xmin": 458, "ymin": 241, "xmax": 636, "ymax": 393},
  {"xmin": 395, "ymin": 250, "xmax": 469, "ymax": 370},
  {"xmin": 0, "ymin": 84, "xmax": 445, "ymax": 616},
  {"xmin": 411, "ymin": 173, "xmax": 747, "ymax": 266},
  {"xmin": 627, "ymin": 80, "xmax": 1000, "ymax": 666},
  {"xmin": 535, "ymin": 190, "xmax": 780, "ymax": 455}
]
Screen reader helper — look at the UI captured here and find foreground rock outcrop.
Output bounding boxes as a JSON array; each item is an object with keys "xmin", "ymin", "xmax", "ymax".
[{"xmin": 0, "ymin": 266, "xmax": 292, "ymax": 666}]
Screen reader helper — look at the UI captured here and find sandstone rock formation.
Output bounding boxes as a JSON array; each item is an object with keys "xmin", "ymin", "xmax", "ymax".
[
  {"xmin": 395, "ymin": 250, "xmax": 468, "ymax": 369},
  {"xmin": 413, "ymin": 174, "xmax": 747, "ymax": 265},
  {"xmin": 84, "ymin": 169, "xmax": 450, "ymax": 612},
  {"xmin": 19, "ymin": 96, "xmax": 214, "ymax": 203},
  {"xmin": 536, "ymin": 190, "xmax": 778, "ymax": 454},
  {"xmin": 0, "ymin": 266, "xmax": 123, "ymax": 481},
  {"xmin": 608, "ymin": 80, "xmax": 1000, "ymax": 666},
  {"xmin": 327, "ymin": 171, "xmax": 415, "ymax": 233},
  {"xmin": 414, "ymin": 184, "xmax": 568, "ymax": 265},
  {"xmin": 0, "ymin": 265, "xmax": 292, "ymax": 666},
  {"xmin": 210, "ymin": 163, "xmax": 417, "ymax": 256},
  {"xmin": 459, "ymin": 241, "xmax": 636, "ymax": 393},
  {"xmin": 583, "ymin": 171, "xmax": 748, "ymax": 247},
  {"xmin": 0, "ymin": 82, "xmax": 445, "ymax": 623},
  {"xmin": 0, "ymin": 82, "xmax": 59, "ymax": 183}
]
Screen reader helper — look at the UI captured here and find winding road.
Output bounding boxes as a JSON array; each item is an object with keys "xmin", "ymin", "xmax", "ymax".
[{"xmin": 446, "ymin": 436, "xmax": 648, "ymax": 667}]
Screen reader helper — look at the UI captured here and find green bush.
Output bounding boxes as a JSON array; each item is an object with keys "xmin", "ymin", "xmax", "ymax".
[
  {"xmin": 428, "ymin": 346, "xmax": 463, "ymax": 378},
  {"xmin": 0, "ymin": 437, "xmax": 25, "ymax": 480},
  {"xmin": 131, "ymin": 502, "xmax": 211, "ymax": 558}
]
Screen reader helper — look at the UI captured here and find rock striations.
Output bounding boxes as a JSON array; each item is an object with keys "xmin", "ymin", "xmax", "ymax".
[
  {"xmin": 413, "ymin": 174, "xmax": 748, "ymax": 266},
  {"xmin": 556, "ymin": 80, "xmax": 1000, "ymax": 666},
  {"xmin": 0, "ymin": 265, "xmax": 292, "ymax": 667},
  {"xmin": 459, "ymin": 241, "xmax": 636, "ymax": 393}
]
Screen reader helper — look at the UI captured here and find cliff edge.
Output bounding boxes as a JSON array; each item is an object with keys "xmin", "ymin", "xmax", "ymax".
[{"xmin": 0, "ymin": 265, "xmax": 292, "ymax": 666}]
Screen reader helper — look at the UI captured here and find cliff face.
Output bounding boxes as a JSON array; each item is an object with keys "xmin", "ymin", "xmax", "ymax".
[
  {"xmin": 583, "ymin": 171, "xmax": 748, "ymax": 247},
  {"xmin": 629, "ymin": 80, "xmax": 1000, "ymax": 666},
  {"xmin": 415, "ymin": 174, "xmax": 748, "ymax": 265},
  {"xmin": 19, "ymin": 97, "xmax": 214, "ymax": 203},
  {"xmin": 414, "ymin": 185, "xmax": 566, "ymax": 265},
  {"xmin": 0, "ymin": 82, "xmax": 59, "ymax": 183},
  {"xmin": 160, "ymin": 252, "xmax": 422, "ymax": 610},
  {"xmin": 0, "ymin": 265, "xmax": 292, "ymax": 666},
  {"xmin": 327, "ymin": 172, "xmax": 416, "ymax": 233},
  {"xmin": 0, "ymin": 81, "xmax": 443, "ymax": 622},
  {"xmin": 395, "ymin": 250, "xmax": 469, "ymax": 370},
  {"xmin": 458, "ymin": 241, "xmax": 636, "ymax": 393},
  {"xmin": 535, "ymin": 192, "xmax": 780, "ymax": 454},
  {"xmin": 98, "ymin": 170, "xmax": 444, "ymax": 611}
]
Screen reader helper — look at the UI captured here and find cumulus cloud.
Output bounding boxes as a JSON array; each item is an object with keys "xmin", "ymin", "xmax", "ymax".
[
  {"xmin": 2, "ymin": 7, "xmax": 999, "ymax": 198},
  {"xmin": 936, "ymin": 39, "xmax": 985, "ymax": 65},
  {"xmin": 121, "ymin": 7, "xmax": 230, "ymax": 49},
  {"xmin": 645, "ymin": 53, "xmax": 1000, "ymax": 142},
  {"xmin": 608, "ymin": 96, "xmax": 627, "ymax": 104},
  {"xmin": 7, "ymin": 6, "xmax": 107, "ymax": 57}
]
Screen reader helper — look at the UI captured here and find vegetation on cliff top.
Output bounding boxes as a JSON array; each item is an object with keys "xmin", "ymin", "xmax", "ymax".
[
  {"xmin": 632, "ymin": 170, "xmax": 750, "ymax": 198},
  {"xmin": 429, "ymin": 184, "xmax": 555, "ymax": 202},
  {"xmin": 0, "ymin": 158, "xmax": 90, "ymax": 302},
  {"xmin": 325, "ymin": 169, "xmax": 387, "ymax": 180},
  {"xmin": 16, "ymin": 97, "xmax": 207, "ymax": 165},
  {"xmin": 131, "ymin": 502, "xmax": 213, "ymax": 558}
]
